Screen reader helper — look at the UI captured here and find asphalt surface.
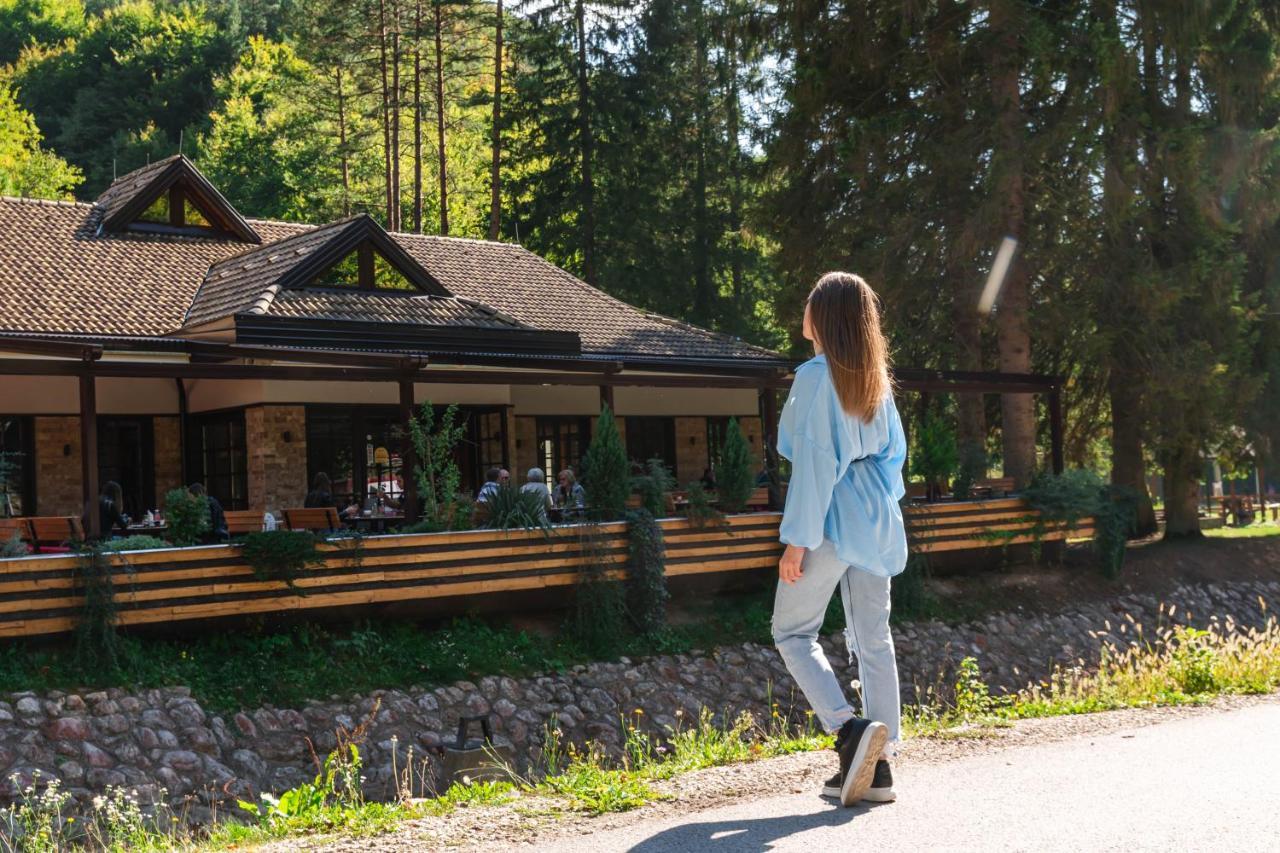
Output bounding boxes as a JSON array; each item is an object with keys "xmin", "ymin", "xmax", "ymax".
[{"xmin": 541, "ymin": 702, "xmax": 1280, "ymax": 852}]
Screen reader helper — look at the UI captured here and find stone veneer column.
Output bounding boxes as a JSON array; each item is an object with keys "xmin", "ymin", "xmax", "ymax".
[
  {"xmin": 34, "ymin": 417, "xmax": 82, "ymax": 516},
  {"xmin": 246, "ymin": 406, "xmax": 308, "ymax": 513},
  {"xmin": 674, "ymin": 417, "xmax": 706, "ymax": 484},
  {"xmin": 738, "ymin": 416, "xmax": 764, "ymax": 470},
  {"xmin": 514, "ymin": 416, "xmax": 536, "ymax": 475},
  {"xmin": 153, "ymin": 416, "xmax": 183, "ymax": 499}
]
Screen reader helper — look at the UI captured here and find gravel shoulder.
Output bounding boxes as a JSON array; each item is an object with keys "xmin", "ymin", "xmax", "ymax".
[{"xmin": 260, "ymin": 690, "xmax": 1280, "ymax": 852}]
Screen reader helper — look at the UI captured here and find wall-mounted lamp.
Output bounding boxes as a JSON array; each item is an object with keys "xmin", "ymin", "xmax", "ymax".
[
  {"xmin": 62, "ymin": 444, "xmax": 71, "ymax": 457},
  {"xmin": 689, "ymin": 435, "xmax": 697, "ymax": 446},
  {"xmin": 515, "ymin": 439, "xmax": 523, "ymax": 449},
  {"xmin": 282, "ymin": 431, "xmax": 292, "ymax": 443}
]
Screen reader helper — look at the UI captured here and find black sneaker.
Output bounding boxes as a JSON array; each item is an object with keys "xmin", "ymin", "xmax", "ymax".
[
  {"xmin": 833, "ymin": 719, "xmax": 888, "ymax": 806},
  {"xmin": 821, "ymin": 771, "xmax": 842, "ymax": 798},
  {"xmin": 863, "ymin": 760, "xmax": 895, "ymax": 803}
]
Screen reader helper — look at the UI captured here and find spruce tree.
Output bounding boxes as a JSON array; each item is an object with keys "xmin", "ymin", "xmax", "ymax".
[
  {"xmin": 582, "ymin": 405, "xmax": 628, "ymax": 521},
  {"xmin": 717, "ymin": 417, "xmax": 754, "ymax": 512}
]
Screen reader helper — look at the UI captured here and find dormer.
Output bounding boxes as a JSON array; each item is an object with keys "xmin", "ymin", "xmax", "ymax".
[{"xmin": 94, "ymin": 154, "xmax": 261, "ymax": 243}]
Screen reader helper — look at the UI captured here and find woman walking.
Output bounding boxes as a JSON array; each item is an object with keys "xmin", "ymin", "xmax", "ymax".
[{"xmin": 772, "ymin": 272, "xmax": 908, "ymax": 807}]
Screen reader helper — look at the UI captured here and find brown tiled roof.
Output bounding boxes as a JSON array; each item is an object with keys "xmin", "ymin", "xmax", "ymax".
[
  {"xmin": 261, "ymin": 290, "xmax": 527, "ymax": 330},
  {"xmin": 94, "ymin": 154, "xmax": 262, "ymax": 243},
  {"xmin": 0, "ymin": 195, "xmax": 785, "ymax": 366},
  {"xmin": 93, "ymin": 157, "xmax": 179, "ymax": 225}
]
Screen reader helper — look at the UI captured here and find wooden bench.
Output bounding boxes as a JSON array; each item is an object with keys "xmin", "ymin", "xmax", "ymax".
[
  {"xmin": 0, "ymin": 518, "xmax": 33, "ymax": 553},
  {"xmin": 973, "ymin": 477, "xmax": 1017, "ymax": 497},
  {"xmin": 283, "ymin": 507, "xmax": 342, "ymax": 533},
  {"xmin": 746, "ymin": 487, "xmax": 771, "ymax": 509},
  {"xmin": 225, "ymin": 510, "xmax": 266, "ymax": 536},
  {"xmin": 28, "ymin": 516, "xmax": 85, "ymax": 552}
]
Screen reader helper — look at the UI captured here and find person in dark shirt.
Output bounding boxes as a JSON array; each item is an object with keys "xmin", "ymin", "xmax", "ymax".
[
  {"xmin": 305, "ymin": 472, "xmax": 337, "ymax": 509},
  {"xmin": 98, "ymin": 480, "xmax": 128, "ymax": 538},
  {"xmin": 189, "ymin": 482, "xmax": 228, "ymax": 542}
]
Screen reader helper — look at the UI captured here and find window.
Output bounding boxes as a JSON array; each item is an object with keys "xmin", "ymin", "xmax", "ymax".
[
  {"xmin": 138, "ymin": 194, "xmax": 170, "ymax": 224},
  {"xmin": 536, "ymin": 417, "xmax": 591, "ymax": 489},
  {"xmin": 0, "ymin": 417, "xmax": 35, "ymax": 517},
  {"xmin": 306, "ymin": 409, "xmax": 358, "ymax": 507},
  {"xmin": 626, "ymin": 417, "xmax": 676, "ymax": 473},
  {"xmin": 98, "ymin": 417, "xmax": 155, "ymax": 519},
  {"xmin": 308, "ymin": 242, "xmax": 419, "ymax": 292},
  {"xmin": 131, "ymin": 185, "xmax": 220, "ymax": 233},
  {"xmin": 189, "ymin": 413, "xmax": 248, "ymax": 510}
]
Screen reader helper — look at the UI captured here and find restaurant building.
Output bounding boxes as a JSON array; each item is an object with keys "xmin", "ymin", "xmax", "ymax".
[{"xmin": 0, "ymin": 156, "xmax": 791, "ymax": 526}]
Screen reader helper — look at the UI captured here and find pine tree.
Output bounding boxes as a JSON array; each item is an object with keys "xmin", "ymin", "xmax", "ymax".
[{"xmin": 582, "ymin": 405, "xmax": 628, "ymax": 521}]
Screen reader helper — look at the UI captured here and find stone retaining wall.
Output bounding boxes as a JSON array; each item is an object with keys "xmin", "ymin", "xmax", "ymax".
[{"xmin": 1, "ymin": 578, "xmax": 1275, "ymax": 822}]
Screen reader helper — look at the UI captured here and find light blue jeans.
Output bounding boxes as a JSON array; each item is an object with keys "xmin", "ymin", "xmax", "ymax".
[{"xmin": 772, "ymin": 540, "xmax": 901, "ymax": 756}]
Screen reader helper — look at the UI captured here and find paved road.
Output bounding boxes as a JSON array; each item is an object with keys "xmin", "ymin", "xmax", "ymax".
[{"xmin": 541, "ymin": 702, "xmax": 1280, "ymax": 852}]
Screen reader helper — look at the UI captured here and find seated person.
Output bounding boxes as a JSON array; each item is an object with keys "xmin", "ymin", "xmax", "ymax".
[
  {"xmin": 188, "ymin": 482, "xmax": 228, "ymax": 542},
  {"xmin": 520, "ymin": 468, "xmax": 554, "ymax": 522},
  {"xmin": 555, "ymin": 469, "xmax": 586, "ymax": 516},
  {"xmin": 98, "ymin": 481, "xmax": 129, "ymax": 538},
  {"xmin": 306, "ymin": 472, "xmax": 357, "ymax": 519},
  {"xmin": 476, "ymin": 468, "xmax": 502, "ymax": 504}
]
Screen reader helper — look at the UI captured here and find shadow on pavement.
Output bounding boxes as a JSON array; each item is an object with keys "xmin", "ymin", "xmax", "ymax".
[{"xmin": 625, "ymin": 800, "xmax": 886, "ymax": 853}]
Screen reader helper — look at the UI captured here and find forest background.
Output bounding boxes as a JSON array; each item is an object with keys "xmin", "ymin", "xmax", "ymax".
[{"xmin": 2, "ymin": 0, "xmax": 1279, "ymax": 537}]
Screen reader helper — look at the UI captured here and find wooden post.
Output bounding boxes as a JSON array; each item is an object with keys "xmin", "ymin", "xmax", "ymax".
[
  {"xmin": 759, "ymin": 387, "xmax": 780, "ymax": 509},
  {"xmin": 1048, "ymin": 387, "xmax": 1065, "ymax": 475},
  {"xmin": 599, "ymin": 384, "xmax": 614, "ymax": 412},
  {"xmin": 399, "ymin": 377, "xmax": 419, "ymax": 522},
  {"xmin": 80, "ymin": 371, "xmax": 100, "ymax": 539}
]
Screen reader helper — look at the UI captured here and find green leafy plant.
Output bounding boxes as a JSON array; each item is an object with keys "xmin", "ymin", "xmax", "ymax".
[
  {"xmin": 240, "ymin": 742, "xmax": 364, "ymax": 830},
  {"xmin": 74, "ymin": 542, "xmax": 123, "ymax": 673},
  {"xmin": 910, "ymin": 413, "xmax": 958, "ymax": 501},
  {"xmin": 484, "ymin": 484, "xmax": 553, "ymax": 533},
  {"xmin": 951, "ymin": 442, "xmax": 988, "ymax": 501},
  {"xmin": 100, "ymin": 534, "xmax": 169, "ymax": 552},
  {"xmin": 162, "ymin": 487, "xmax": 210, "ymax": 546},
  {"xmin": 1, "ymin": 531, "xmax": 27, "ymax": 558},
  {"xmin": 717, "ymin": 417, "xmax": 755, "ymax": 512},
  {"xmin": 409, "ymin": 401, "xmax": 466, "ymax": 529},
  {"xmin": 631, "ymin": 457, "xmax": 675, "ymax": 518},
  {"xmin": 240, "ymin": 530, "xmax": 324, "ymax": 588},
  {"xmin": 625, "ymin": 508, "xmax": 667, "ymax": 636},
  {"xmin": 571, "ymin": 522, "xmax": 628, "ymax": 655},
  {"xmin": 683, "ymin": 481, "xmax": 724, "ymax": 529},
  {"xmin": 583, "ymin": 406, "xmax": 629, "ymax": 521},
  {"xmin": 1025, "ymin": 470, "xmax": 1138, "ymax": 577}
]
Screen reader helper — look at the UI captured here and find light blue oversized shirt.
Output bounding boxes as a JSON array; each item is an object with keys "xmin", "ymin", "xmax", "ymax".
[{"xmin": 777, "ymin": 354, "xmax": 908, "ymax": 577}]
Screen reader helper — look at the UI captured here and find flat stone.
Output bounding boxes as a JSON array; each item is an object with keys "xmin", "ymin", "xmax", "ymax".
[
  {"xmin": 14, "ymin": 697, "xmax": 42, "ymax": 718},
  {"xmin": 162, "ymin": 750, "xmax": 201, "ymax": 772},
  {"xmin": 82, "ymin": 742, "xmax": 114, "ymax": 769},
  {"xmin": 43, "ymin": 717, "xmax": 93, "ymax": 741}
]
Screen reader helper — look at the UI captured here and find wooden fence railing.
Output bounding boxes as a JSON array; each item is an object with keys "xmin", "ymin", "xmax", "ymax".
[{"xmin": 0, "ymin": 499, "xmax": 1092, "ymax": 638}]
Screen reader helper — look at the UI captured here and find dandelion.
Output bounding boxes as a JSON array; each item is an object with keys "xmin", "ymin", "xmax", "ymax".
[{"xmin": 634, "ymin": 708, "xmax": 644, "ymax": 715}]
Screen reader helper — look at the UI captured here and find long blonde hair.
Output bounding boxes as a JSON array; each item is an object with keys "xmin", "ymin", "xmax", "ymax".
[{"xmin": 807, "ymin": 272, "xmax": 892, "ymax": 422}]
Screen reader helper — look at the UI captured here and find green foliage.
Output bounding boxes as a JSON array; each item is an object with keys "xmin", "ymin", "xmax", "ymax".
[
  {"xmin": 99, "ymin": 534, "xmax": 168, "ymax": 552},
  {"xmin": 910, "ymin": 413, "xmax": 958, "ymax": 497},
  {"xmin": 0, "ymin": 530, "xmax": 26, "ymax": 558},
  {"xmin": 582, "ymin": 406, "xmax": 629, "ymax": 522},
  {"xmin": 570, "ymin": 523, "xmax": 627, "ymax": 656},
  {"xmin": 890, "ymin": 553, "xmax": 939, "ymax": 621},
  {"xmin": 951, "ymin": 443, "xmax": 988, "ymax": 502},
  {"xmin": 1169, "ymin": 627, "xmax": 1219, "ymax": 696},
  {"xmin": 716, "ymin": 417, "xmax": 754, "ymax": 513},
  {"xmin": 0, "ymin": 0, "xmax": 86, "ymax": 67},
  {"xmin": 482, "ymin": 483, "xmax": 552, "ymax": 533},
  {"xmin": 161, "ymin": 487, "xmax": 209, "ymax": 547},
  {"xmin": 409, "ymin": 402, "xmax": 466, "ymax": 529},
  {"xmin": 1025, "ymin": 470, "xmax": 1138, "ymax": 577},
  {"xmin": 73, "ymin": 542, "xmax": 121, "ymax": 673},
  {"xmin": 240, "ymin": 743, "xmax": 364, "ymax": 829},
  {"xmin": 630, "ymin": 457, "xmax": 675, "ymax": 518},
  {"xmin": 624, "ymin": 508, "xmax": 667, "ymax": 636},
  {"xmin": 239, "ymin": 530, "xmax": 323, "ymax": 587},
  {"xmin": 682, "ymin": 480, "xmax": 724, "ymax": 529},
  {"xmin": 0, "ymin": 79, "xmax": 81, "ymax": 198}
]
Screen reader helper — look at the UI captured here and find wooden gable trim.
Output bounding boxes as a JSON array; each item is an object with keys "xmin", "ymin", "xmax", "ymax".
[
  {"xmin": 100, "ymin": 157, "xmax": 262, "ymax": 244},
  {"xmin": 279, "ymin": 215, "xmax": 450, "ymax": 297}
]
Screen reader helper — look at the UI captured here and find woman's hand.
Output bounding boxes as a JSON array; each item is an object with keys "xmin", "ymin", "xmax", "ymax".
[{"xmin": 779, "ymin": 544, "xmax": 806, "ymax": 585}]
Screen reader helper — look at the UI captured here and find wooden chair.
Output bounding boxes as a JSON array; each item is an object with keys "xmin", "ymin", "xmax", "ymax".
[
  {"xmin": 225, "ymin": 510, "xmax": 265, "ymax": 536},
  {"xmin": 0, "ymin": 518, "xmax": 33, "ymax": 553},
  {"xmin": 29, "ymin": 516, "xmax": 84, "ymax": 552},
  {"xmin": 906, "ymin": 482, "xmax": 929, "ymax": 501},
  {"xmin": 283, "ymin": 507, "xmax": 342, "ymax": 533},
  {"xmin": 746, "ymin": 487, "xmax": 771, "ymax": 509}
]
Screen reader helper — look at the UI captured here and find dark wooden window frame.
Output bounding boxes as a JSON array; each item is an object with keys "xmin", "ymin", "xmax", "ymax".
[
  {"xmin": 97, "ymin": 416, "xmax": 156, "ymax": 518},
  {"xmin": 187, "ymin": 411, "xmax": 249, "ymax": 511},
  {"xmin": 0, "ymin": 416, "xmax": 36, "ymax": 518}
]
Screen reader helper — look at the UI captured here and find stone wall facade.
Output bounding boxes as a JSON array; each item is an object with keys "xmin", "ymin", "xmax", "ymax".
[
  {"xmin": 2, "ymin": 578, "xmax": 1274, "ymax": 820},
  {"xmin": 245, "ymin": 406, "xmax": 308, "ymax": 513},
  {"xmin": 152, "ymin": 417, "xmax": 183, "ymax": 499},
  {"xmin": 34, "ymin": 417, "xmax": 81, "ymax": 516}
]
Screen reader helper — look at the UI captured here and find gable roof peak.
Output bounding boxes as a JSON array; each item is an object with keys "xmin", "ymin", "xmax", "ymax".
[{"xmin": 92, "ymin": 154, "xmax": 261, "ymax": 244}]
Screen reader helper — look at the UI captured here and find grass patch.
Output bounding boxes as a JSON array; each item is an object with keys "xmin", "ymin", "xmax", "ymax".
[{"xmin": 1203, "ymin": 521, "xmax": 1280, "ymax": 539}]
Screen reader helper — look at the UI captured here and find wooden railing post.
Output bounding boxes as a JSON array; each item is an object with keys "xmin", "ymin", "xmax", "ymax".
[
  {"xmin": 399, "ymin": 377, "xmax": 419, "ymax": 522},
  {"xmin": 80, "ymin": 369, "xmax": 99, "ymax": 539}
]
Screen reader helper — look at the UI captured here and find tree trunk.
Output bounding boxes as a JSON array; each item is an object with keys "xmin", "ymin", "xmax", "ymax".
[
  {"xmin": 413, "ymin": 0, "xmax": 423, "ymax": 233},
  {"xmin": 1109, "ymin": 370, "xmax": 1158, "ymax": 535},
  {"xmin": 391, "ymin": 0, "xmax": 402, "ymax": 231},
  {"xmin": 574, "ymin": 0, "xmax": 596, "ymax": 285},
  {"xmin": 336, "ymin": 67, "xmax": 351, "ymax": 217},
  {"xmin": 1163, "ymin": 444, "xmax": 1203, "ymax": 538},
  {"xmin": 691, "ymin": 0, "xmax": 712, "ymax": 325},
  {"xmin": 433, "ymin": 0, "xmax": 449, "ymax": 235},
  {"xmin": 989, "ymin": 0, "xmax": 1035, "ymax": 487},
  {"xmin": 723, "ymin": 22, "xmax": 744, "ymax": 323},
  {"xmin": 488, "ymin": 0, "xmax": 503, "ymax": 240},
  {"xmin": 378, "ymin": 0, "xmax": 394, "ymax": 226}
]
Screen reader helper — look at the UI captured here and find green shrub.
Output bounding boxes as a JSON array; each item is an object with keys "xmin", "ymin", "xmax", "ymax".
[
  {"xmin": 717, "ymin": 418, "xmax": 755, "ymax": 512},
  {"xmin": 683, "ymin": 481, "xmax": 724, "ymax": 529},
  {"xmin": 583, "ymin": 406, "xmax": 629, "ymax": 521},
  {"xmin": 625, "ymin": 508, "xmax": 667, "ymax": 635},
  {"xmin": 951, "ymin": 443, "xmax": 988, "ymax": 501},
  {"xmin": 911, "ymin": 412, "xmax": 958, "ymax": 499},
  {"xmin": 631, "ymin": 457, "xmax": 675, "ymax": 518},
  {"xmin": 100, "ymin": 535, "xmax": 169, "ymax": 552},
  {"xmin": 162, "ymin": 487, "xmax": 210, "ymax": 546},
  {"xmin": 890, "ymin": 553, "xmax": 937, "ymax": 620},
  {"xmin": 74, "ymin": 543, "xmax": 121, "ymax": 673},
  {"xmin": 1, "ymin": 530, "xmax": 27, "ymax": 558},
  {"xmin": 1025, "ymin": 470, "xmax": 1137, "ymax": 577},
  {"xmin": 571, "ymin": 523, "xmax": 627, "ymax": 655},
  {"xmin": 484, "ymin": 484, "xmax": 553, "ymax": 532},
  {"xmin": 240, "ymin": 530, "xmax": 324, "ymax": 588},
  {"xmin": 410, "ymin": 401, "xmax": 466, "ymax": 529}
]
